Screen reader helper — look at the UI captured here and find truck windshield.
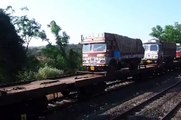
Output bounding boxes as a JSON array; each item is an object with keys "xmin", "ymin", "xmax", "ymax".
[
  {"xmin": 83, "ymin": 44, "xmax": 91, "ymax": 52},
  {"xmin": 177, "ymin": 47, "xmax": 181, "ymax": 51},
  {"xmin": 143, "ymin": 44, "xmax": 149, "ymax": 51},
  {"xmin": 150, "ymin": 44, "xmax": 158, "ymax": 51},
  {"xmin": 93, "ymin": 44, "xmax": 106, "ymax": 51},
  {"xmin": 83, "ymin": 43, "xmax": 106, "ymax": 52}
]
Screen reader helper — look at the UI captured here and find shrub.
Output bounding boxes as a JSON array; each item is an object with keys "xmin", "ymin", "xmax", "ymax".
[
  {"xmin": 36, "ymin": 66, "xmax": 63, "ymax": 80},
  {"xmin": 18, "ymin": 71, "xmax": 36, "ymax": 81}
]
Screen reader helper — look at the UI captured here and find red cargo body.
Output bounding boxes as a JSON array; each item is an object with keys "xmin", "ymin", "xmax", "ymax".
[{"xmin": 176, "ymin": 44, "xmax": 181, "ymax": 59}]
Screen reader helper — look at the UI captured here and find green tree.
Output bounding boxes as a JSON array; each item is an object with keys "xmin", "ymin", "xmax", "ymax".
[
  {"xmin": 48, "ymin": 20, "xmax": 69, "ymax": 58},
  {"xmin": 68, "ymin": 49, "xmax": 81, "ymax": 72},
  {"xmin": 150, "ymin": 25, "xmax": 164, "ymax": 40},
  {"xmin": 15, "ymin": 15, "xmax": 41, "ymax": 52},
  {"xmin": 2, "ymin": 6, "xmax": 48, "ymax": 53},
  {"xmin": 0, "ymin": 11, "xmax": 26, "ymax": 83},
  {"xmin": 150, "ymin": 22, "xmax": 181, "ymax": 43},
  {"xmin": 42, "ymin": 20, "xmax": 82, "ymax": 74},
  {"xmin": 42, "ymin": 44, "xmax": 66, "ymax": 69},
  {"xmin": 162, "ymin": 25, "xmax": 176, "ymax": 42},
  {"xmin": 1, "ymin": 6, "xmax": 49, "ymax": 81}
]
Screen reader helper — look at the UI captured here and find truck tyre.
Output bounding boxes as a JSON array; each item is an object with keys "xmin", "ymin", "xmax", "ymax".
[
  {"xmin": 107, "ymin": 59, "xmax": 117, "ymax": 80},
  {"xmin": 129, "ymin": 59, "xmax": 140, "ymax": 70},
  {"xmin": 129, "ymin": 64, "xmax": 137, "ymax": 70},
  {"xmin": 157, "ymin": 57, "xmax": 163, "ymax": 66}
]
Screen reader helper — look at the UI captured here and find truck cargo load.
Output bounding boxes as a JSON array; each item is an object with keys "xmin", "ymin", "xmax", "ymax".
[{"xmin": 112, "ymin": 34, "xmax": 144, "ymax": 58}]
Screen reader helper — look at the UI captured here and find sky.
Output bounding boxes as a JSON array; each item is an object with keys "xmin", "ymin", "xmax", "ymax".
[{"xmin": 0, "ymin": 0, "xmax": 181, "ymax": 46}]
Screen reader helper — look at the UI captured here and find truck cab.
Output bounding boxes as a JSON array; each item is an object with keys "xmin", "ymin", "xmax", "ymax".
[
  {"xmin": 81, "ymin": 33, "xmax": 107, "ymax": 71},
  {"xmin": 143, "ymin": 42, "xmax": 161, "ymax": 64},
  {"xmin": 82, "ymin": 43, "xmax": 107, "ymax": 71}
]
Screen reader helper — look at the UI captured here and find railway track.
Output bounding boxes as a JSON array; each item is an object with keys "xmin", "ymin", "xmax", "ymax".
[
  {"xmin": 161, "ymin": 100, "xmax": 181, "ymax": 120},
  {"xmin": 111, "ymin": 79, "xmax": 181, "ymax": 120}
]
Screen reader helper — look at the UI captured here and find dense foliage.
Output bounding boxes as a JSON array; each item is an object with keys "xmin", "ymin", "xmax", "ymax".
[
  {"xmin": 2, "ymin": 6, "xmax": 48, "ymax": 53},
  {"xmin": 150, "ymin": 22, "xmax": 181, "ymax": 43},
  {"xmin": 36, "ymin": 66, "xmax": 63, "ymax": 80},
  {"xmin": 41, "ymin": 21, "xmax": 82, "ymax": 74},
  {"xmin": 0, "ymin": 6, "xmax": 81, "ymax": 83},
  {"xmin": 0, "ymin": 11, "xmax": 26, "ymax": 83}
]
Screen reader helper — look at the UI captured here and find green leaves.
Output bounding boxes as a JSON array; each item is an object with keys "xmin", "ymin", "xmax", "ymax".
[
  {"xmin": 49, "ymin": 20, "xmax": 61, "ymax": 36},
  {"xmin": 42, "ymin": 21, "xmax": 81, "ymax": 74},
  {"xmin": 150, "ymin": 22, "xmax": 181, "ymax": 43},
  {"xmin": 2, "ymin": 6, "xmax": 48, "ymax": 52},
  {"xmin": 16, "ymin": 16, "xmax": 41, "ymax": 38},
  {"xmin": 48, "ymin": 20, "xmax": 69, "ymax": 58},
  {"xmin": 0, "ymin": 11, "xmax": 26, "ymax": 83},
  {"xmin": 150, "ymin": 25, "xmax": 164, "ymax": 40},
  {"xmin": 36, "ymin": 66, "xmax": 63, "ymax": 80}
]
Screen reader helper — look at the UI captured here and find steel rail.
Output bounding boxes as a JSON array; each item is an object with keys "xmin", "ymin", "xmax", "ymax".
[{"xmin": 112, "ymin": 81, "xmax": 181, "ymax": 120}]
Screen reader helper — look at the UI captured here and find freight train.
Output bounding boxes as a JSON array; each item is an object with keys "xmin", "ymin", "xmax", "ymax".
[
  {"xmin": 81, "ymin": 33, "xmax": 180, "ymax": 74},
  {"xmin": 0, "ymin": 33, "xmax": 181, "ymax": 119}
]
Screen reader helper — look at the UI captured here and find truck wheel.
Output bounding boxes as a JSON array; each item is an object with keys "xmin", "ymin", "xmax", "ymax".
[
  {"xmin": 107, "ymin": 60, "xmax": 117, "ymax": 80},
  {"xmin": 157, "ymin": 57, "xmax": 163, "ymax": 66},
  {"xmin": 129, "ymin": 63, "xmax": 138, "ymax": 70},
  {"xmin": 129, "ymin": 59, "xmax": 140, "ymax": 70}
]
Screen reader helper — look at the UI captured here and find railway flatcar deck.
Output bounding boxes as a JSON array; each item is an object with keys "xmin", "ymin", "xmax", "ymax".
[{"xmin": 0, "ymin": 74, "xmax": 104, "ymax": 106}]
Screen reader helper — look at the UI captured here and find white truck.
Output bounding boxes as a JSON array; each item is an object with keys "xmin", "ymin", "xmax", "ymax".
[{"xmin": 142, "ymin": 39, "xmax": 176, "ymax": 64}]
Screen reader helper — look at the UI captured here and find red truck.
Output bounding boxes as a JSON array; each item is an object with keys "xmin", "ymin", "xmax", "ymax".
[
  {"xmin": 81, "ymin": 33, "xmax": 144, "ymax": 73},
  {"xmin": 176, "ymin": 43, "xmax": 181, "ymax": 59}
]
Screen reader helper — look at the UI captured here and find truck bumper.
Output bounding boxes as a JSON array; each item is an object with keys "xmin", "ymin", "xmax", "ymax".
[
  {"xmin": 142, "ymin": 59, "xmax": 158, "ymax": 64},
  {"xmin": 85, "ymin": 66, "xmax": 107, "ymax": 72}
]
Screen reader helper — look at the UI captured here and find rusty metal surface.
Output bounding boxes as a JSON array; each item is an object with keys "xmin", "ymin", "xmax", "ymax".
[
  {"xmin": 0, "ymin": 74, "xmax": 104, "ymax": 106},
  {"xmin": 0, "ymin": 74, "xmax": 102, "ymax": 93}
]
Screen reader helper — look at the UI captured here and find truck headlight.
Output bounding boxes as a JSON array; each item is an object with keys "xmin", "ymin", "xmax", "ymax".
[
  {"xmin": 100, "ymin": 60, "xmax": 105, "ymax": 63},
  {"xmin": 154, "ymin": 55, "xmax": 158, "ymax": 59}
]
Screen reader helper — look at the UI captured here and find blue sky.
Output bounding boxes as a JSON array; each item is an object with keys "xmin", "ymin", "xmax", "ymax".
[{"xmin": 0, "ymin": 0, "xmax": 181, "ymax": 46}]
